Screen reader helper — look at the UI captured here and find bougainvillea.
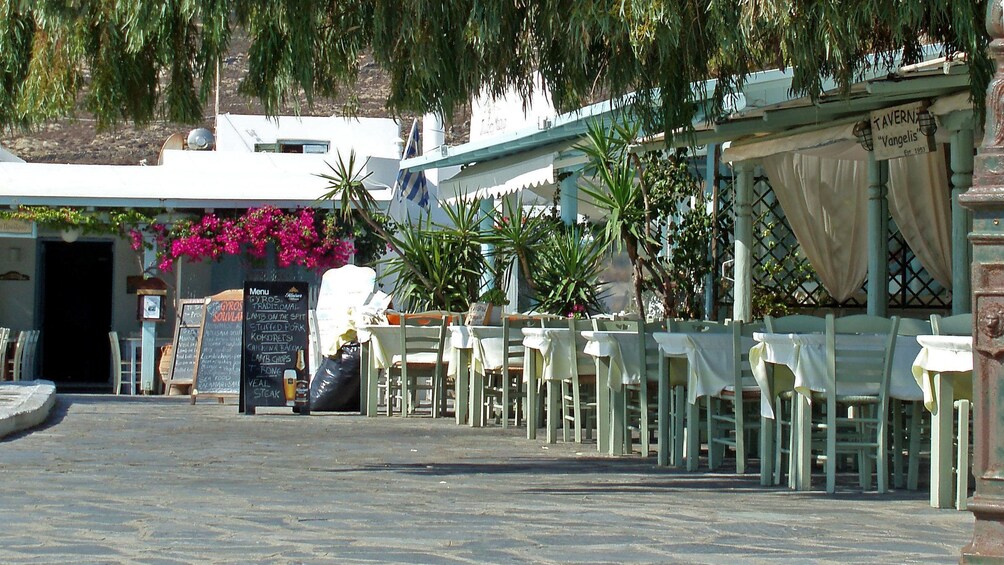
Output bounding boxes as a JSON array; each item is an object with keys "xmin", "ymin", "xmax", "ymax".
[{"xmin": 158, "ymin": 206, "xmax": 354, "ymax": 272}]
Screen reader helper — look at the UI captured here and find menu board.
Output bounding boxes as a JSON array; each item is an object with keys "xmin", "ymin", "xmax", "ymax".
[
  {"xmin": 241, "ymin": 281, "xmax": 310, "ymax": 415},
  {"xmin": 167, "ymin": 299, "xmax": 205, "ymax": 389},
  {"xmin": 191, "ymin": 289, "xmax": 243, "ymax": 403}
]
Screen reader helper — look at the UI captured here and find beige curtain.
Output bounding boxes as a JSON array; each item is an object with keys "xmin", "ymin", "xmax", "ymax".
[
  {"xmin": 760, "ymin": 153, "xmax": 869, "ymax": 302},
  {"xmin": 887, "ymin": 147, "xmax": 953, "ymax": 289}
]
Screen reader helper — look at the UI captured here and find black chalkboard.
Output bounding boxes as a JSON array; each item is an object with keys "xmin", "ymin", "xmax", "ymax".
[
  {"xmin": 167, "ymin": 299, "xmax": 205, "ymax": 388},
  {"xmin": 191, "ymin": 289, "xmax": 243, "ymax": 402},
  {"xmin": 241, "ymin": 281, "xmax": 310, "ymax": 415}
]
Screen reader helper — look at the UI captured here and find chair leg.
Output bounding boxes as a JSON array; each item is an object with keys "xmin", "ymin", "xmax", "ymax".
[
  {"xmin": 877, "ymin": 405, "xmax": 888, "ymax": 494},
  {"xmin": 672, "ymin": 386, "xmax": 685, "ymax": 467},
  {"xmin": 735, "ymin": 398, "xmax": 747, "ymax": 475},
  {"xmin": 907, "ymin": 402, "xmax": 922, "ymax": 491},
  {"xmin": 826, "ymin": 403, "xmax": 837, "ymax": 494},
  {"xmin": 892, "ymin": 399, "xmax": 904, "ymax": 489},
  {"xmin": 639, "ymin": 379, "xmax": 650, "ymax": 457},
  {"xmin": 706, "ymin": 397, "xmax": 720, "ymax": 470},
  {"xmin": 572, "ymin": 376, "xmax": 583, "ymax": 444},
  {"xmin": 957, "ymin": 399, "xmax": 971, "ymax": 511},
  {"xmin": 501, "ymin": 373, "xmax": 510, "ymax": 429},
  {"xmin": 560, "ymin": 381, "xmax": 571, "ymax": 442},
  {"xmin": 686, "ymin": 399, "xmax": 700, "ymax": 471}
]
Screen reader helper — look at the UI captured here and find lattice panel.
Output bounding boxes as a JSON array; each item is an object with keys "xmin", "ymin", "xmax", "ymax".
[{"xmin": 713, "ymin": 168, "xmax": 951, "ymax": 313}]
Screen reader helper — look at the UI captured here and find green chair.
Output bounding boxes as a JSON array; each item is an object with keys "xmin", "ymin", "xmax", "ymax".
[
  {"xmin": 706, "ymin": 320, "xmax": 765, "ymax": 474},
  {"xmin": 482, "ymin": 316, "xmax": 540, "ymax": 428},
  {"xmin": 557, "ymin": 318, "xmax": 598, "ymax": 443},
  {"xmin": 383, "ymin": 313, "xmax": 453, "ymax": 417},
  {"xmin": 618, "ymin": 319, "xmax": 666, "ymax": 457},
  {"xmin": 930, "ymin": 312, "xmax": 974, "ymax": 510},
  {"xmin": 665, "ymin": 319, "xmax": 729, "ymax": 471},
  {"xmin": 763, "ymin": 314, "xmax": 826, "ymax": 486},
  {"xmin": 807, "ymin": 314, "xmax": 900, "ymax": 493},
  {"xmin": 891, "ymin": 317, "xmax": 932, "ymax": 491}
]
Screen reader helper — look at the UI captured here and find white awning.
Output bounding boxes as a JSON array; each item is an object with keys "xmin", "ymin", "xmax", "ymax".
[{"xmin": 439, "ymin": 150, "xmax": 557, "ymax": 203}]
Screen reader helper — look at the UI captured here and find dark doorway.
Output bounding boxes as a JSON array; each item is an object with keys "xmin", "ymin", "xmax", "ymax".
[{"xmin": 40, "ymin": 241, "xmax": 114, "ymax": 389}]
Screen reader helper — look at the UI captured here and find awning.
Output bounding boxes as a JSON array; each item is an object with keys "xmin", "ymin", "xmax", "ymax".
[{"xmin": 439, "ymin": 149, "xmax": 557, "ymax": 203}]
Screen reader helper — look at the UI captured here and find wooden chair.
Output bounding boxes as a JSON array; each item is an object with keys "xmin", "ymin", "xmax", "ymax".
[
  {"xmin": 108, "ymin": 331, "xmax": 132, "ymax": 394},
  {"xmin": 623, "ymin": 319, "xmax": 667, "ymax": 457},
  {"xmin": 930, "ymin": 312, "xmax": 974, "ymax": 510},
  {"xmin": 10, "ymin": 330, "xmax": 28, "ymax": 381},
  {"xmin": 891, "ymin": 317, "xmax": 932, "ymax": 491},
  {"xmin": 706, "ymin": 320, "xmax": 765, "ymax": 474},
  {"xmin": 560, "ymin": 318, "xmax": 598, "ymax": 443},
  {"xmin": 665, "ymin": 319, "xmax": 730, "ymax": 470},
  {"xmin": 0, "ymin": 327, "xmax": 9, "ymax": 380},
  {"xmin": 383, "ymin": 313, "xmax": 454, "ymax": 417},
  {"xmin": 806, "ymin": 314, "xmax": 900, "ymax": 493},
  {"xmin": 482, "ymin": 316, "xmax": 539, "ymax": 428},
  {"xmin": 763, "ymin": 314, "xmax": 826, "ymax": 486}
]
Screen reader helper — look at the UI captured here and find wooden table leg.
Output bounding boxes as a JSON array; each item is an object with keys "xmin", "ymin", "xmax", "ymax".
[
  {"xmin": 930, "ymin": 371, "xmax": 955, "ymax": 508},
  {"xmin": 596, "ymin": 356, "xmax": 611, "ymax": 454},
  {"xmin": 657, "ymin": 355, "xmax": 669, "ymax": 466},
  {"xmin": 526, "ymin": 351, "xmax": 538, "ymax": 440},
  {"xmin": 453, "ymin": 348, "xmax": 470, "ymax": 426},
  {"xmin": 794, "ymin": 394, "xmax": 812, "ymax": 491}
]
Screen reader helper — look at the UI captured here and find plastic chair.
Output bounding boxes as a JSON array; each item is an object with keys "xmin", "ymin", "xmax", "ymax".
[
  {"xmin": 706, "ymin": 320, "xmax": 765, "ymax": 474},
  {"xmin": 383, "ymin": 313, "xmax": 454, "ymax": 417},
  {"xmin": 930, "ymin": 312, "xmax": 974, "ymax": 510},
  {"xmin": 763, "ymin": 314, "xmax": 827, "ymax": 486},
  {"xmin": 804, "ymin": 314, "xmax": 900, "ymax": 493}
]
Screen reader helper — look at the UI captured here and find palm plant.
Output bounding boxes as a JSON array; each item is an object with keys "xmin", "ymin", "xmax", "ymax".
[{"xmin": 532, "ymin": 226, "xmax": 607, "ymax": 316}]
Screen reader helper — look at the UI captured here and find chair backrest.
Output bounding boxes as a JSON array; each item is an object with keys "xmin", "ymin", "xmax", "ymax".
[
  {"xmin": 567, "ymin": 318, "xmax": 599, "ymax": 378},
  {"xmin": 25, "ymin": 330, "xmax": 39, "ymax": 379},
  {"xmin": 897, "ymin": 317, "xmax": 933, "ymax": 337},
  {"xmin": 108, "ymin": 331, "xmax": 122, "ymax": 390},
  {"xmin": 500, "ymin": 316, "xmax": 539, "ymax": 371},
  {"xmin": 826, "ymin": 314, "xmax": 899, "ymax": 396},
  {"xmin": 930, "ymin": 313, "xmax": 973, "ymax": 336},
  {"xmin": 11, "ymin": 330, "xmax": 27, "ymax": 381},
  {"xmin": 398, "ymin": 313, "xmax": 451, "ymax": 365},
  {"xmin": 666, "ymin": 319, "xmax": 729, "ymax": 334},
  {"xmin": 734, "ymin": 320, "xmax": 765, "ymax": 388},
  {"xmin": 636, "ymin": 319, "xmax": 667, "ymax": 380},
  {"xmin": 0, "ymin": 327, "xmax": 9, "ymax": 379},
  {"xmin": 592, "ymin": 319, "xmax": 637, "ymax": 332},
  {"xmin": 764, "ymin": 314, "xmax": 825, "ymax": 334}
]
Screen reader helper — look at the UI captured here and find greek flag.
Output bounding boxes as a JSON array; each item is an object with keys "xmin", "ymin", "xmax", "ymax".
[{"xmin": 395, "ymin": 119, "xmax": 429, "ymax": 209}]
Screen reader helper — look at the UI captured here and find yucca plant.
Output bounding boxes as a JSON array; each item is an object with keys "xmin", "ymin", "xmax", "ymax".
[{"xmin": 532, "ymin": 227, "xmax": 607, "ymax": 317}]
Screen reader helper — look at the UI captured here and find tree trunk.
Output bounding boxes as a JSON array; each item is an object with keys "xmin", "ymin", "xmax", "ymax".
[{"xmin": 625, "ymin": 236, "xmax": 646, "ymax": 319}]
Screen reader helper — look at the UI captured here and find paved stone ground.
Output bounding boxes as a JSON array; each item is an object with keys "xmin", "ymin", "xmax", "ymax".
[{"xmin": 0, "ymin": 395, "xmax": 973, "ymax": 564}]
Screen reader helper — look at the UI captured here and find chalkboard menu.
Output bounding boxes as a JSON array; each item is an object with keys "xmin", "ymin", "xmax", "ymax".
[
  {"xmin": 191, "ymin": 289, "xmax": 243, "ymax": 402},
  {"xmin": 242, "ymin": 281, "xmax": 310, "ymax": 415},
  {"xmin": 167, "ymin": 299, "xmax": 205, "ymax": 390}
]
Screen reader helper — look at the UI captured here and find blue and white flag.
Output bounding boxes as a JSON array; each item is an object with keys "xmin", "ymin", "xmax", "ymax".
[{"xmin": 394, "ymin": 119, "xmax": 429, "ymax": 210}]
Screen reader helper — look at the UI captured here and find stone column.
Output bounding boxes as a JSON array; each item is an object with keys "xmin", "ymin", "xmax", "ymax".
[
  {"xmin": 867, "ymin": 152, "xmax": 890, "ymax": 317},
  {"xmin": 958, "ymin": 1, "xmax": 1004, "ymax": 560},
  {"xmin": 951, "ymin": 126, "xmax": 975, "ymax": 315},
  {"xmin": 733, "ymin": 161, "xmax": 753, "ymax": 323}
]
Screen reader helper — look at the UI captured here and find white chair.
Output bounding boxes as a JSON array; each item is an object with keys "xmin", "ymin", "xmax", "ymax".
[
  {"xmin": 930, "ymin": 312, "xmax": 974, "ymax": 510},
  {"xmin": 108, "ymin": 331, "xmax": 132, "ymax": 395},
  {"xmin": 10, "ymin": 330, "xmax": 28, "ymax": 381},
  {"xmin": 0, "ymin": 327, "xmax": 9, "ymax": 380}
]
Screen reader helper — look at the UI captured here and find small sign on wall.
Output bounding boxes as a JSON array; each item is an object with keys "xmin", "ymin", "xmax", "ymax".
[{"xmin": 869, "ymin": 101, "xmax": 936, "ymax": 161}]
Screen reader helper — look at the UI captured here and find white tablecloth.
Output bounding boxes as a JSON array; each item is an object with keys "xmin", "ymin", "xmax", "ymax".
[
  {"xmin": 911, "ymin": 335, "xmax": 973, "ymax": 412},
  {"xmin": 449, "ymin": 325, "xmax": 507, "ymax": 374},
  {"xmin": 750, "ymin": 332, "xmax": 923, "ymax": 418},
  {"xmin": 522, "ymin": 327, "xmax": 593, "ymax": 381},
  {"xmin": 581, "ymin": 330, "xmax": 652, "ymax": 391},
  {"xmin": 652, "ymin": 332, "xmax": 754, "ymax": 404},
  {"xmin": 358, "ymin": 325, "xmax": 454, "ymax": 372}
]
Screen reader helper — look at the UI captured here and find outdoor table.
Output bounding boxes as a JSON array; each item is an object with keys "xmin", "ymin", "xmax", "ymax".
[
  {"xmin": 448, "ymin": 325, "xmax": 506, "ymax": 427},
  {"xmin": 580, "ymin": 330, "xmax": 633, "ymax": 456},
  {"xmin": 521, "ymin": 327, "xmax": 592, "ymax": 442},
  {"xmin": 749, "ymin": 332, "xmax": 923, "ymax": 490},
  {"xmin": 911, "ymin": 334, "xmax": 973, "ymax": 508},
  {"xmin": 357, "ymin": 324, "xmax": 455, "ymax": 417},
  {"xmin": 651, "ymin": 331, "xmax": 753, "ymax": 470}
]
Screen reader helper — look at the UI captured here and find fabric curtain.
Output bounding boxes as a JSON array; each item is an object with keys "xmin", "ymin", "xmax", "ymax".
[
  {"xmin": 887, "ymin": 147, "xmax": 953, "ymax": 289},
  {"xmin": 759, "ymin": 153, "xmax": 869, "ymax": 302}
]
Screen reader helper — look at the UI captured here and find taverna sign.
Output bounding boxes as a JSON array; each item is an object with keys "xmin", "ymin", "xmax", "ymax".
[{"xmin": 869, "ymin": 101, "xmax": 936, "ymax": 161}]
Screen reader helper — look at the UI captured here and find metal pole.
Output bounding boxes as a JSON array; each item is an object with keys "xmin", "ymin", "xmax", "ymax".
[
  {"xmin": 866, "ymin": 151, "xmax": 890, "ymax": 317},
  {"xmin": 732, "ymin": 161, "xmax": 753, "ymax": 322}
]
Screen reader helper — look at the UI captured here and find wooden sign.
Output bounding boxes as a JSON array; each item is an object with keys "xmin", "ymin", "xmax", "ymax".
[
  {"xmin": 165, "ymin": 299, "xmax": 205, "ymax": 393},
  {"xmin": 465, "ymin": 302, "xmax": 492, "ymax": 326},
  {"xmin": 191, "ymin": 289, "xmax": 243, "ymax": 403},
  {"xmin": 241, "ymin": 281, "xmax": 310, "ymax": 415},
  {"xmin": 869, "ymin": 101, "xmax": 936, "ymax": 161}
]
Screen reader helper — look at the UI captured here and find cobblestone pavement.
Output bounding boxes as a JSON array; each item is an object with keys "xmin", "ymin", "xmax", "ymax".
[{"xmin": 0, "ymin": 395, "xmax": 973, "ymax": 564}]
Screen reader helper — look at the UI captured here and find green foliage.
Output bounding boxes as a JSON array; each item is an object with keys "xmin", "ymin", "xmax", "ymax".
[
  {"xmin": 0, "ymin": 1, "xmax": 989, "ymax": 135},
  {"xmin": 482, "ymin": 196, "xmax": 551, "ymax": 293},
  {"xmin": 577, "ymin": 120, "xmax": 713, "ymax": 319},
  {"xmin": 531, "ymin": 227, "xmax": 607, "ymax": 317},
  {"xmin": 0, "ymin": 206, "xmax": 160, "ymax": 236},
  {"xmin": 378, "ymin": 207, "xmax": 485, "ymax": 313}
]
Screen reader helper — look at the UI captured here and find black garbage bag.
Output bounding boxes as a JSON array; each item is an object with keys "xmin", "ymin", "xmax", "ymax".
[{"xmin": 309, "ymin": 342, "xmax": 361, "ymax": 412}]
